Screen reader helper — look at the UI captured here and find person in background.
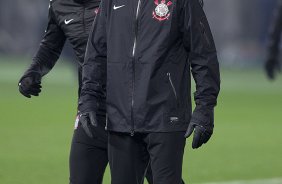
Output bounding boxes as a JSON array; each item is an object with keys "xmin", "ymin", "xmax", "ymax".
[
  {"xmin": 17, "ymin": 0, "xmax": 161, "ymax": 183},
  {"xmin": 18, "ymin": 0, "xmax": 108, "ymax": 183},
  {"xmin": 265, "ymin": 0, "xmax": 282, "ymax": 80}
]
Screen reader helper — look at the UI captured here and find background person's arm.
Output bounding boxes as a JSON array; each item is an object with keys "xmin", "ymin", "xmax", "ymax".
[
  {"xmin": 18, "ymin": 6, "xmax": 66, "ymax": 98},
  {"xmin": 265, "ymin": 0, "xmax": 282, "ymax": 80}
]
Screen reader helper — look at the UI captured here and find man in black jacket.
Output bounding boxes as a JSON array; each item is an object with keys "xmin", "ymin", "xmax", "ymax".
[
  {"xmin": 18, "ymin": 0, "xmax": 108, "ymax": 183},
  {"xmin": 265, "ymin": 0, "xmax": 282, "ymax": 80},
  {"xmin": 79, "ymin": 0, "xmax": 220, "ymax": 183}
]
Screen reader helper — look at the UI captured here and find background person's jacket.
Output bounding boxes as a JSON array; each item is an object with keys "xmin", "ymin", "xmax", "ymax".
[
  {"xmin": 268, "ymin": 0, "xmax": 282, "ymax": 61},
  {"xmin": 80, "ymin": 0, "xmax": 221, "ymax": 134},
  {"xmin": 21, "ymin": 0, "xmax": 100, "ymax": 96},
  {"xmin": 265, "ymin": 0, "xmax": 282, "ymax": 79}
]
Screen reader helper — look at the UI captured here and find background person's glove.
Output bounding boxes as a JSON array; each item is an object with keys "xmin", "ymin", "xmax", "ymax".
[
  {"xmin": 265, "ymin": 58, "xmax": 281, "ymax": 80},
  {"xmin": 185, "ymin": 106, "xmax": 214, "ymax": 149},
  {"xmin": 79, "ymin": 111, "xmax": 98, "ymax": 138},
  {"xmin": 18, "ymin": 72, "xmax": 42, "ymax": 98}
]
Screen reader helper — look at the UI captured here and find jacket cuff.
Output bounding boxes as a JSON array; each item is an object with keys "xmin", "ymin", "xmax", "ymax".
[
  {"xmin": 190, "ymin": 105, "xmax": 214, "ymax": 126},
  {"xmin": 19, "ymin": 69, "xmax": 42, "ymax": 84},
  {"xmin": 78, "ymin": 94, "xmax": 99, "ymax": 113}
]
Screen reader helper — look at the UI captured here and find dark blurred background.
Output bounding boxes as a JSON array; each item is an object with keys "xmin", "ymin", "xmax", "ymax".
[{"xmin": 0, "ymin": 0, "xmax": 278, "ymax": 67}]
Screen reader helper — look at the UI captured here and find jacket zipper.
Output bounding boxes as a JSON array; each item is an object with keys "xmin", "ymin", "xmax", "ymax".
[
  {"xmin": 130, "ymin": 0, "xmax": 142, "ymax": 136},
  {"xmin": 132, "ymin": 0, "xmax": 141, "ymax": 56},
  {"xmin": 167, "ymin": 72, "xmax": 177, "ymax": 100}
]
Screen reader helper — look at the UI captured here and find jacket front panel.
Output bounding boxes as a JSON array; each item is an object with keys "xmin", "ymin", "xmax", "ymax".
[
  {"xmin": 81, "ymin": 0, "xmax": 220, "ymax": 133},
  {"xmin": 105, "ymin": 0, "xmax": 191, "ymax": 133}
]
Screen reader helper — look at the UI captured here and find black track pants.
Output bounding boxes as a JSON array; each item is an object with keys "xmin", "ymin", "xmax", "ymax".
[
  {"xmin": 146, "ymin": 165, "xmax": 185, "ymax": 184},
  {"xmin": 68, "ymin": 114, "xmax": 171, "ymax": 184},
  {"xmin": 69, "ymin": 115, "xmax": 108, "ymax": 184},
  {"xmin": 108, "ymin": 131, "xmax": 186, "ymax": 184}
]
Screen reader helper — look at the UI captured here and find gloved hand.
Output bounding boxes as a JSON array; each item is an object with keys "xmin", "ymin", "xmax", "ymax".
[
  {"xmin": 265, "ymin": 58, "xmax": 281, "ymax": 80},
  {"xmin": 185, "ymin": 106, "xmax": 214, "ymax": 149},
  {"xmin": 79, "ymin": 111, "xmax": 98, "ymax": 138},
  {"xmin": 18, "ymin": 72, "xmax": 42, "ymax": 98}
]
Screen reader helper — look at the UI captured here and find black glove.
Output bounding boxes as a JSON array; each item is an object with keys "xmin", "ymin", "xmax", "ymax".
[
  {"xmin": 265, "ymin": 58, "xmax": 281, "ymax": 80},
  {"xmin": 79, "ymin": 111, "xmax": 98, "ymax": 138},
  {"xmin": 185, "ymin": 106, "xmax": 214, "ymax": 149},
  {"xmin": 18, "ymin": 72, "xmax": 42, "ymax": 98}
]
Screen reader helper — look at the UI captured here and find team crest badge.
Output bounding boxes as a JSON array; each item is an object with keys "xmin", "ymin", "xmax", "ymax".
[{"xmin": 153, "ymin": 0, "xmax": 173, "ymax": 21}]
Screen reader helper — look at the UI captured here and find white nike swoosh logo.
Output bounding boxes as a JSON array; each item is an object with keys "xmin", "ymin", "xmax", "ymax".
[
  {"xmin": 64, "ymin": 19, "xmax": 74, "ymax": 25},
  {"xmin": 113, "ymin": 5, "xmax": 125, "ymax": 10}
]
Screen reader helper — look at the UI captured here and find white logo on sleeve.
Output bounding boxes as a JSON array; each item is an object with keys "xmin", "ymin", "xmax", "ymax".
[
  {"xmin": 113, "ymin": 5, "xmax": 125, "ymax": 10},
  {"xmin": 64, "ymin": 19, "xmax": 74, "ymax": 25}
]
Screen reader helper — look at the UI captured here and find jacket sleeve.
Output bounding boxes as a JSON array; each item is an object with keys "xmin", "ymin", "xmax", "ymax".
[
  {"xmin": 23, "ymin": 6, "xmax": 66, "ymax": 78},
  {"xmin": 267, "ymin": 0, "xmax": 282, "ymax": 60},
  {"xmin": 182, "ymin": 0, "xmax": 220, "ymax": 109},
  {"xmin": 79, "ymin": 0, "xmax": 107, "ymax": 112}
]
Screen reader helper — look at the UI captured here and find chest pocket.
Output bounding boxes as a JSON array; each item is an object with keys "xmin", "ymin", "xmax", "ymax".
[{"xmin": 107, "ymin": 0, "xmax": 135, "ymax": 63}]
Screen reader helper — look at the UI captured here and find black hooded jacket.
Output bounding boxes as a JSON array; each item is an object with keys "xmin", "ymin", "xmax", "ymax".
[
  {"xmin": 80, "ymin": 0, "xmax": 220, "ymax": 134},
  {"xmin": 22, "ymin": 0, "xmax": 100, "ymax": 96}
]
